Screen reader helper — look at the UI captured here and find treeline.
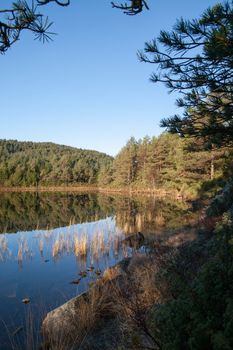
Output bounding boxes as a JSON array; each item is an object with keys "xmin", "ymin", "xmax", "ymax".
[
  {"xmin": 0, "ymin": 135, "xmax": 231, "ymax": 195},
  {"xmin": 99, "ymin": 133, "xmax": 231, "ymax": 196},
  {"xmin": 0, "ymin": 140, "xmax": 112, "ymax": 186}
]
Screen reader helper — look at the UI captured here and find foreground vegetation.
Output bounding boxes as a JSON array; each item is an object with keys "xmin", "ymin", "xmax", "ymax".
[
  {"xmin": 40, "ymin": 1, "xmax": 233, "ymax": 348},
  {"xmin": 2, "ymin": 1, "xmax": 233, "ymax": 348},
  {"xmin": 40, "ymin": 183, "xmax": 233, "ymax": 350}
]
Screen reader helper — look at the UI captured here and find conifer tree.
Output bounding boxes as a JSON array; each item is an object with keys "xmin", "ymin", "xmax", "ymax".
[
  {"xmin": 0, "ymin": 0, "xmax": 149, "ymax": 53},
  {"xmin": 139, "ymin": 1, "xmax": 233, "ymax": 147}
]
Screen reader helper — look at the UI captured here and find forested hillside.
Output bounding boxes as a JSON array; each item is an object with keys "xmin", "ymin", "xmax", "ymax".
[
  {"xmin": 0, "ymin": 140, "xmax": 113, "ymax": 186},
  {"xmin": 1, "ymin": 135, "xmax": 232, "ymax": 195},
  {"xmin": 99, "ymin": 133, "xmax": 232, "ymax": 196}
]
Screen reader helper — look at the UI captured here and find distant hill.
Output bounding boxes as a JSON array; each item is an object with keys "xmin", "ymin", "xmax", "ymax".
[{"xmin": 0, "ymin": 140, "xmax": 113, "ymax": 187}]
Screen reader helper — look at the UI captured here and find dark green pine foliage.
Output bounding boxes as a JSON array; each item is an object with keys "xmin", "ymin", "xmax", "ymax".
[
  {"xmin": 102, "ymin": 133, "xmax": 228, "ymax": 195},
  {"xmin": 111, "ymin": 137, "xmax": 139, "ymax": 187},
  {"xmin": 0, "ymin": 0, "xmax": 148, "ymax": 54},
  {"xmin": 0, "ymin": 140, "xmax": 113, "ymax": 186},
  {"xmin": 139, "ymin": 1, "xmax": 233, "ymax": 148},
  {"xmin": 0, "ymin": 135, "xmax": 228, "ymax": 192},
  {"xmin": 153, "ymin": 215, "xmax": 233, "ymax": 350}
]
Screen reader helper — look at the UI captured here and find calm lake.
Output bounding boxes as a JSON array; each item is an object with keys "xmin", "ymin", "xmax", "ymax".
[{"xmin": 0, "ymin": 192, "xmax": 191, "ymax": 349}]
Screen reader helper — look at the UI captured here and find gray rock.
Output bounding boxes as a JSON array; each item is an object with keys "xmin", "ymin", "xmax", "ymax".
[
  {"xmin": 42, "ymin": 259, "xmax": 132, "ymax": 349},
  {"xmin": 42, "ymin": 294, "xmax": 82, "ymax": 348}
]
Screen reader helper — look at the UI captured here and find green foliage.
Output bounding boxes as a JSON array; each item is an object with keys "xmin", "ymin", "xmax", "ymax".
[
  {"xmin": 151, "ymin": 214, "xmax": 233, "ymax": 350},
  {"xmin": 103, "ymin": 133, "xmax": 228, "ymax": 196},
  {"xmin": 139, "ymin": 1, "xmax": 233, "ymax": 148},
  {"xmin": 112, "ymin": 137, "xmax": 139, "ymax": 187},
  {"xmin": 207, "ymin": 181, "xmax": 233, "ymax": 217},
  {"xmin": 0, "ymin": 139, "xmax": 113, "ymax": 187},
  {"xmin": 0, "ymin": 135, "xmax": 230, "ymax": 196},
  {"xmin": 0, "ymin": 1, "xmax": 57, "ymax": 53},
  {"xmin": 98, "ymin": 163, "xmax": 114, "ymax": 186}
]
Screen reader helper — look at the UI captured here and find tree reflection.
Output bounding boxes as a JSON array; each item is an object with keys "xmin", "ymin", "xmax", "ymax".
[
  {"xmin": 0, "ymin": 192, "xmax": 194, "ymax": 267},
  {"xmin": 0, "ymin": 192, "xmax": 190, "ymax": 235}
]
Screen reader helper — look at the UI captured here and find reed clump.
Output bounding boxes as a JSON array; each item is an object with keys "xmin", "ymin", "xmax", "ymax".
[
  {"xmin": 42, "ymin": 277, "xmax": 118, "ymax": 349},
  {"xmin": 42, "ymin": 251, "xmax": 168, "ymax": 350},
  {"xmin": 79, "ymin": 233, "xmax": 87, "ymax": 257},
  {"xmin": 52, "ymin": 239, "xmax": 60, "ymax": 259}
]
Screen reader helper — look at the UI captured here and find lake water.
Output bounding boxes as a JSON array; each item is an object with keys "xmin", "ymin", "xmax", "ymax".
[{"xmin": 0, "ymin": 192, "xmax": 190, "ymax": 349}]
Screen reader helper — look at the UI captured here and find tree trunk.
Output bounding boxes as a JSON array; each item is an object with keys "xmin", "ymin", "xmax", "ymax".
[{"xmin": 210, "ymin": 147, "xmax": 214, "ymax": 180}]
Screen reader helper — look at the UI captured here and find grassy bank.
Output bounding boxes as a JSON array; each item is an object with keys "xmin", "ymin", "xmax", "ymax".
[
  {"xmin": 0, "ymin": 186, "xmax": 99, "ymax": 193},
  {"xmin": 0, "ymin": 185, "xmax": 184, "ymax": 199}
]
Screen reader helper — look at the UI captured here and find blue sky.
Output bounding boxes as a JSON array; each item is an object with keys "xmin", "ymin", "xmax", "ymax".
[{"xmin": 1, "ymin": 0, "xmax": 218, "ymax": 156}]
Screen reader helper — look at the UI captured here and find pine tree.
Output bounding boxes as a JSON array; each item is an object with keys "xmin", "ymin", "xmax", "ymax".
[
  {"xmin": 139, "ymin": 1, "xmax": 233, "ymax": 147},
  {"xmin": 0, "ymin": 0, "xmax": 149, "ymax": 53},
  {"xmin": 113, "ymin": 137, "xmax": 138, "ymax": 187}
]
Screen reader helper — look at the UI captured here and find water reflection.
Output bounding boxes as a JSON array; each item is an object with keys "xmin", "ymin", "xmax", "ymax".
[
  {"xmin": 0, "ymin": 192, "xmax": 190, "ymax": 235},
  {"xmin": 0, "ymin": 192, "xmax": 191, "ymax": 268},
  {"xmin": 0, "ymin": 193, "xmax": 115, "ymax": 233},
  {"xmin": 0, "ymin": 192, "xmax": 192, "ymax": 349},
  {"xmin": 0, "ymin": 219, "xmax": 131, "ymax": 267}
]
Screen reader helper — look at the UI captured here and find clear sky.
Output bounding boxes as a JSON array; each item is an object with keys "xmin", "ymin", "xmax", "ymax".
[{"xmin": 1, "ymin": 0, "xmax": 218, "ymax": 156}]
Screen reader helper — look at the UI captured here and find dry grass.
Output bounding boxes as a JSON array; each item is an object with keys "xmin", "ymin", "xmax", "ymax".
[
  {"xmin": 39, "ymin": 239, "xmax": 43, "ymax": 256},
  {"xmin": 0, "ymin": 236, "xmax": 12, "ymax": 262},
  {"xmin": 52, "ymin": 239, "xmax": 60, "ymax": 259},
  {"xmin": 2, "ymin": 220, "xmax": 127, "ymax": 266},
  {"xmin": 79, "ymin": 233, "xmax": 88, "ymax": 257},
  {"xmin": 17, "ymin": 244, "xmax": 23, "ymax": 266},
  {"xmin": 48, "ymin": 223, "xmax": 123, "ymax": 264},
  {"xmin": 42, "ymin": 280, "xmax": 117, "ymax": 350},
  {"xmin": 112, "ymin": 255, "xmax": 162, "ymax": 338},
  {"xmin": 0, "ymin": 186, "xmax": 181, "ymax": 200},
  {"xmin": 74, "ymin": 237, "xmax": 79, "ymax": 257},
  {"xmin": 3, "ymin": 302, "xmax": 49, "ymax": 350},
  {"xmin": 74, "ymin": 233, "xmax": 88, "ymax": 258},
  {"xmin": 42, "ymin": 251, "xmax": 169, "ymax": 350},
  {"xmin": 16, "ymin": 237, "xmax": 32, "ymax": 266},
  {"xmin": 154, "ymin": 212, "xmax": 165, "ymax": 226}
]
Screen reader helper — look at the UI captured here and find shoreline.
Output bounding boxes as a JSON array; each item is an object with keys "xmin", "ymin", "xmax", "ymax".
[
  {"xmin": 0, "ymin": 186, "xmax": 183, "ymax": 198},
  {"xmin": 42, "ymin": 228, "xmax": 200, "ymax": 349}
]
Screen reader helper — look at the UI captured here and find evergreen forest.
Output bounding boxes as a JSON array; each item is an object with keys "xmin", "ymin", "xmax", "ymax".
[
  {"xmin": 1, "ymin": 1, "xmax": 233, "ymax": 349},
  {"xmin": 1, "ymin": 136, "xmax": 232, "ymax": 199},
  {"xmin": 0, "ymin": 140, "xmax": 112, "ymax": 186}
]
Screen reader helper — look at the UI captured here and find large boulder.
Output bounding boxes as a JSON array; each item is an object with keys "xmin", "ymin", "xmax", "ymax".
[
  {"xmin": 42, "ymin": 292, "xmax": 87, "ymax": 349},
  {"xmin": 41, "ymin": 258, "xmax": 131, "ymax": 349}
]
